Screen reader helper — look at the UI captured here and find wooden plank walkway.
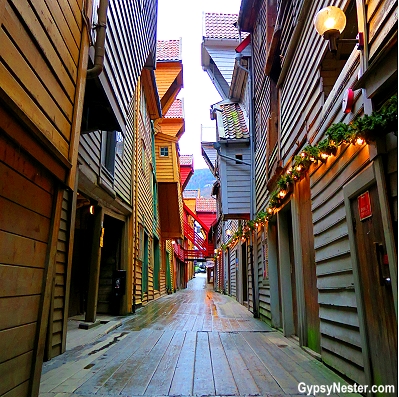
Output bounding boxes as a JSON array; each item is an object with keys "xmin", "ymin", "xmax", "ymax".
[{"xmin": 40, "ymin": 275, "xmax": 360, "ymax": 396}]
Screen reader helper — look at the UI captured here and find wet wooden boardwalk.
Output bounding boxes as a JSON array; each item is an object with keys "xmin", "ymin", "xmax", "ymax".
[{"xmin": 40, "ymin": 275, "xmax": 359, "ymax": 397}]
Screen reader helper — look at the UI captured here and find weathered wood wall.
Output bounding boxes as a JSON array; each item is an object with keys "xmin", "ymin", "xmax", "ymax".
[
  {"xmin": 0, "ymin": 131, "xmax": 56, "ymax": 396},
  {"xmin": 0, "ymin": 0, "xmax": 84, "ymax": 166},
  {"xmin": 220, "ymin": 145, "xmax": 251, "ymax": 218}
]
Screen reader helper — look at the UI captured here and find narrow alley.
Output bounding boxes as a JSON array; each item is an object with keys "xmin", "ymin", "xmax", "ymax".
[{"xmin": 39, "ymin": 275, "xmax": 357, "ymax": 397}]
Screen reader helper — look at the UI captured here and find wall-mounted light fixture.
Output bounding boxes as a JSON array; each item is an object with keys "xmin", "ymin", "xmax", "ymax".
[
  {"xmin": 89, "ymin": 205, "xmax": 95, "ymax": 215},
  {"xmin": 314, "ymin": 6, "xmax": 363, "ymax": 52}
]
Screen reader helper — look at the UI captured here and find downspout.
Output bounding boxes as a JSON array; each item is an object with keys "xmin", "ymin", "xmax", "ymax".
[
  {"xmin": 86, "ymin": 0, "xmax": 109, "ymax": 79},
  {"xmin": 248, "ymin": 47, "xmax": 258, "ymax": 318}
]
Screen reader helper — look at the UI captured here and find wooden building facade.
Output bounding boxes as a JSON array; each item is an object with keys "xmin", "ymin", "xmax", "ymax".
[
  {"xmin": 238, "ymin": 0, "xmax": 397, "ymax": 388},
  {"xmin": 0, "ymin": 0, "xmax": 91, "ymax": 394}
]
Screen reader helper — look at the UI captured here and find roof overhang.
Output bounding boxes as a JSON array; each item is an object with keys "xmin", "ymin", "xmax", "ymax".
[
  {"xmin": 238, "ymin": 0, "xmax": 261, "ymax": 32},
  {"xmin": 141, "ymin": 68, "xmax": 162, "ymax": 120}
]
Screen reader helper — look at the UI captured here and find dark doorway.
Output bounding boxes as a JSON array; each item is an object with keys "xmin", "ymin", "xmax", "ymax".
[
  {"xmin": 97, "ymin": 215, "xmax": 124, "ymax": 314},
  {"xmin": 69, "ymin": 204, "xmax": 94, "ymax": 317},
  {"xmin": 351, "ymin": 183, "xmax": 397, "ymax": 391}
]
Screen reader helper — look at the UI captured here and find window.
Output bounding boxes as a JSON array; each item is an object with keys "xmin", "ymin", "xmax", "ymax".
[
  {"xmin": 116, "ymin": 131, "xmax": 124, "ymax": 158},
  {"xmin": 101, "ymin": 131, "xmax": 116, "ymax": 176},
  {"xmin": 160, "ymin": 147, "xmax": 169, "ymax": 157},
  {"xmin": 235, "ymin": 154, "xmax": 243, "ymax": 164}
]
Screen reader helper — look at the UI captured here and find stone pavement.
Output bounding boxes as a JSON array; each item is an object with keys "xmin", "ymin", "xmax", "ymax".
[{"xmin": 39, "ymin": 275, "xmax": 360, "ymax": 397}]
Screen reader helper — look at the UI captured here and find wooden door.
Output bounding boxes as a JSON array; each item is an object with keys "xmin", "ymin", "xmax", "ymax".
[{"xmin": 351, "ymin": 184, "xmax": 397, "ymax": 391}]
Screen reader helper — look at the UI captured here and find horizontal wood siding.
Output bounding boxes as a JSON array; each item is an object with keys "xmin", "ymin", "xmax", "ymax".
[
  {"xmin": 230, "ymin": 248, "xmax": 237, "ymax": 299},
  {"xmin": 0, "ymin": 0, "xmax": 84, "ymax": 160},
  {"xmin": 310, "ymin": 142, "xmax": 370, "ymax": 384},
  {"xmin": 155, "ymin": 64, "xmax": 183, "ymax": 99},
  {"xmin": 47, "ymin": 189, "xmax": 70, "ymax": 359},
  {"xmin": 367, "ymin": 0, "xmax": 397, "ymax": 59},
  {"xmin": 223, "ymin": 147, "xmax": 251, "ymax": 215},
  {"xmin": 155, "ymin": 141, "xmax": 174, "ymax": 182},
  {"xmin": 0, "ymin": 133, "xmax": 55, "ymax": 396},
  {"xmin": 103, "ymin": 0, "xmax": 158, "ymax": 124},
  {"xmin": 206, "ymin": 47, "xmax": 237, "ymax": 85},
  {"xmin": 78, "ymin": 131, "xmax": 101, "ymax": 180}
]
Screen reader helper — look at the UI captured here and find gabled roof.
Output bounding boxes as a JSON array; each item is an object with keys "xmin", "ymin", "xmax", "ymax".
[
  {"xmin": 180, "ymin": 154, "xmax": 193, "ymax": 166},
  {"xmin": 196, "ymin": 197, "xmax": 217, "ymax": 213},
  {"xmin": 157, "ymin": 39, "xmax": 182, "ymax": 61},
  {"xmin": 219, "ymin": 103, "xmax": 249, "ymax": 140},
  {"xmin": 165, "ymin": 99, "xmax": 184, "ymax": 119},
  {"xmin": 204, "ymin": 13, "xmax": 240, "ymax": 40}
]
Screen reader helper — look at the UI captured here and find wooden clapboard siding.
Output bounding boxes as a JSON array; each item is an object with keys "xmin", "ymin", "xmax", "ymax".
[
  {"xmin": 78, "ymin": 131, "xmax": 102, "ymax": 179},
  {"xmin": 114, "ymin": 124, "xmax": 133, "ymax": 205},
  {"xmin": 102, "ymin": 0, "xmax": 158, "ymax": 124},
  {"xmin": 367, "ymin": 0, "xmax": 397, "ymax": 59},
  {"xmin": 277, "ymin": 0, "xmax": 304, "ymax": 63},
  {"xmin": 220, "ymin": 145, "xmax": 251, "ymax": 218},
  {"xmin": 229, "ymin": 248, "xmax": 237, "ymax": 298},
  {"xmin": 252, "ymin": 1, "xmax": 273, "ymax": 321},
  {"xmin": 206, "ymin": 47, "xmax": 237, "ymax": 86},
  {"xmin": 155, "ymin": 140, "xmax": 175, "ymax": 181},
  {"xmin": 0, "ymin": 0, "xmax": 86, "ymax": 162},
  {"xmin": 46, "ymin": 190, "xmax": 70, "ymax": 360},
  {"xmin": 309, "ymin": 142, "xmax": 370, "ymax": 384},
  {"xmin": 155, "ymin": 64, "xmax": 183, "ymax": 99},
  {"xmin": 0, "ymin": 132, "xmax": 55, "ymax": 396}
]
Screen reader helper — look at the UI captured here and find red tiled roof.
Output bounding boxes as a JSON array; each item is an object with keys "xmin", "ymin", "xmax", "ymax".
[
  {"xmin": 221, "ymin": 103, "xmax": 249, "ymax": 139},
  {"xmin": 196, "ymin": 197, "xmax": 217, "ymax": 213},
  {"xmin": 157, "ymin": 39, "xmax": 181, "ymax": 61},
  {"xmin": 180, "ymin": 154, "xmax": 193, "ymax": 166},
  {"xmin": 165, "ymin": 99, "xmax": 183, "ymax": 118},
  {"xmin": 204, "ymin": 13, "xmax": 242, "ymax": 39}
]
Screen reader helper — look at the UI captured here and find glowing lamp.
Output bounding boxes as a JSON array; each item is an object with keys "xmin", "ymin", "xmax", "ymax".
[
  {"xmin": 296, "ymin": 165, "xmax": 303, "ymax": 172},
  {"xmin": 279, "ymin": 190, "xmax": 287, "ymax": 199},
  {"xmin": 267, "ymin": 208, "xmax": 273, "ymax": 214},
  {"xmin": 321, "ymin": 153, "xmax": 329, "ymax": 160},
  {"xmin": 356, "ymin": 137, "xmax": 365, "ymax": 145},
  {"xmin": 314, "ymin": 6, "xmax": 363, "ymax": 52},
  {"xmin": 314, "ymin": 6, "xmax": 346, "ymax": 36},
  {"xmin": 89, "ymin": 205, "xmax": 95, "ymax": 215}
]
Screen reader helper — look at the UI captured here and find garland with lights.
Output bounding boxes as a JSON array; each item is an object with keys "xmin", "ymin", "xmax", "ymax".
[{"xmin": 213, "ymin": 95, "xmax": 397, "ymax": 258}]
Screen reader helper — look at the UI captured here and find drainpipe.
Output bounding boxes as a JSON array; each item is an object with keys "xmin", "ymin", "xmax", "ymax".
[
  {"xmin": 248, "ymin": 48, "xmax": 259, "ymax": 318},
  {"xmin": 86, "ymin": 0, "xmax": 109, "ymax": 79}
]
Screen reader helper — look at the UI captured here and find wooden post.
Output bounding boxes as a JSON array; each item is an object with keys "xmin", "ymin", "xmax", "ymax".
[
  {"xmin": 62, "ymin": 175, "xmax": 79, "ymax": 352},
  {"xmin": 85, "ymin": 207, "xmax": 104, "ymax": 323},
  {"xmin": 267, "ymin": 221, "xmax": 280, "ymax": 328},
  {"xmin": 277, "ymin": 210, "xmax": 295, "ymax": 336},
  {"xmin": 30, "ymin": 187, "xmax": 63, "ymax": 397}
]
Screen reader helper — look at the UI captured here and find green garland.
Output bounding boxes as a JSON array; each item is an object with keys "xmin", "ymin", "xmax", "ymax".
[{"xmin": 214, "ymin": 95, "xmax": 397, "ymax": 255}]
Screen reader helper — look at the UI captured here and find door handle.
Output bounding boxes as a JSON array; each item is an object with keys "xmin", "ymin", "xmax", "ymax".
[{"xmin": 374, "ymin": 242, "xmax": 391, "ymax": 287}]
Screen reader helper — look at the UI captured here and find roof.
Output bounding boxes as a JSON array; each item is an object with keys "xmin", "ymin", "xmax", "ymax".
[
  {"xmin": 196, "ymin": 197, "xmax": 217, "ymax": 213},
  {"xmin": 183, "ymin": 189, "xmax": 200, "ymax": 199},
  {"xmin": 157, "ymin": 40, "xmax": 181, "ymax": 61},
  {"xmin": 204, "ymin": 13, "xmax": 241, "ymax": 39},
  {"xmin": 180, "ymin": 154, "xmax": 193, "ymax": 166},
  {"xmin": 165, "ymin": 99, "xmax": 184, "ymax": 118},
  {"xmin": 220, "ymin": 103, "xmax": 249, "ymax": 139}
]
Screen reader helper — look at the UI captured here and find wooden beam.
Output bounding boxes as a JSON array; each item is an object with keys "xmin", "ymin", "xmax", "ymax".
[
  {"xmin": 85, "ymin": 206, "xmax": 104, "ymax": 323},
  {"xmin": 30, "ymin": 186, "xmax": 63, "ymax": 397}
]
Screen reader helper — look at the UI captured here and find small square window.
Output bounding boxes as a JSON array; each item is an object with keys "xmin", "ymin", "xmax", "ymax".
[{"xmin": 160, "ymin": 147, "xmax": 169, "ymax": 157}]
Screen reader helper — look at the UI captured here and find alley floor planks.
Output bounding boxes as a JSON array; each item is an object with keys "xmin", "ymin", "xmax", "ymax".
[{"xmin": 40, "ymin": 276, "xmax": 359, "ymax": 397}]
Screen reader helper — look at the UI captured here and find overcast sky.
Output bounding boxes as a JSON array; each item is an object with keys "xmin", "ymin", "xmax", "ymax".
[{"xmin": 157, "ymin": 0, "xmax": 242, "ymax": 169}]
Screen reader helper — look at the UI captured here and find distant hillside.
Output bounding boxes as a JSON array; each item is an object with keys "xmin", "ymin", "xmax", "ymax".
[{"xmin": 185, "ymin": 168, "xmax": 215, "ymax": 198}]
